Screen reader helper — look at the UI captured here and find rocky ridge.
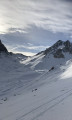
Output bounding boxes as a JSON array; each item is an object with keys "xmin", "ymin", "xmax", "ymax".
[{"xmin": 44, "ymin": 40, "xmax": 72, "ymax": 58}]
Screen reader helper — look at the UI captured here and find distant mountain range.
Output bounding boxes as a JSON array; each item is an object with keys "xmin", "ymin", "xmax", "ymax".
[
  {"xmin": 1, "ymin": 39, "xmax": 72, "ymax": 70},
  {"xmin": 20, "ymin": 40, "xmax": 72, "ymax": 70},
  {"xmin": 0, "ymin": 39, "xmax": 72, "ymax": 58}
]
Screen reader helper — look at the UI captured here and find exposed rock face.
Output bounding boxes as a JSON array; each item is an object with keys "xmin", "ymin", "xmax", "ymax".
[
  {"xmin": 63, "ymin": 40, "xmax": 72, "ymax": 53},
  {"xmin": 54, "ymin": 49, "xmax": 64, "ymax": 58},
  {"xmin": 43, "ymin": 40, "xmax": 72, "ymax": 58},
  {"xmin": 0, "ymin": 40, "xmax": 8, "ymax": 53},
  {"xmin": 44, "ymin": 40, "xmax": 63, "ymax": 55}
]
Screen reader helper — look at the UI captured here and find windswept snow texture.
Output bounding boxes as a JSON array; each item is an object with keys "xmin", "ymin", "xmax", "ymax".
[{"xmin": 1, "ymin": 40, "xmax": 72, "ymax": 120}]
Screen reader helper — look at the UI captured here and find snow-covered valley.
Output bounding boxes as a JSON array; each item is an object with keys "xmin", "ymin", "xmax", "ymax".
[{"xmin": 1, "ymin": 40, "xmax": 72, "ymax": 120}]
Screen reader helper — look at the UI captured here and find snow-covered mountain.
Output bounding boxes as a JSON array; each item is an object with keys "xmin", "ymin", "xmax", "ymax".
[
  {"xmin": 22, "ymin": 40, "xmax": 72, "ymax": 70},
  {"xmin": 1, "ymin": 40, "xmax": 72, "ymax": 120}
]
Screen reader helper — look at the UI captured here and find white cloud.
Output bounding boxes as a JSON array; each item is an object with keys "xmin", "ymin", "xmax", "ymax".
[
  {"xmin": 12, "ymin": 51, "xmax": 36, "ymax": 56},
  {"xmin": 0, "ymin": 0, "xmax": 72, "ymax": 56},
  {"xmin": 0, "ymin": 0, "xmax": 72, "ymax": 35},
  {"xmin": 1, "ymin": 24, "xmax": 71, "ymax": 56},
  {"xmin": 7, "ymin": 44, "xmax": 49, "ymax": 54}
]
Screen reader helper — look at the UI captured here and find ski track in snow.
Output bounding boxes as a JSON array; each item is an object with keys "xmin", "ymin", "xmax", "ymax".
[{"xmin": 16, "ymin": 88, "xmax": 72, "ymax": 120}]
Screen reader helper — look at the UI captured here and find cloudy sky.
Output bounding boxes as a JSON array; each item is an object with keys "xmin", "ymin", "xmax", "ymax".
[{"xmin": 0, "ymin": 0, "xmax": 72, "ymax": 56}]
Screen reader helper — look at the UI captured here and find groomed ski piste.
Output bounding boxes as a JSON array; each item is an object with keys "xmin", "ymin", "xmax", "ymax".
[{"xmin": 1, "ymin": 40, "xmax": 72, "ymax": 120}]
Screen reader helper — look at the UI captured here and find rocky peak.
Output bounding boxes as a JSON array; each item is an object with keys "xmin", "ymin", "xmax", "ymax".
[
  {"xmin": 44, "ymin": 40, "xmax": 63, "ymax": 55},
  {"xmin": 0, "ymin": 40, "xmax": 8, "ymax": 53},
  {"xmin": 64, "ymin": 40, "xmax": 70, "ymax": 46},
  {"xmin": 52, "ymin": 40, "xmax": 63, "ymax": 49},
  {"xmin": 44, "ymin": 40, "xmax": 72, "ymax": 58}
]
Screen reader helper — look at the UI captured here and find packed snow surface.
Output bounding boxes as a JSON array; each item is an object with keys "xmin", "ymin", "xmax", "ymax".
[{"xmin": 0, "ymin": 53, "xmax": 72, "ymax": 120}]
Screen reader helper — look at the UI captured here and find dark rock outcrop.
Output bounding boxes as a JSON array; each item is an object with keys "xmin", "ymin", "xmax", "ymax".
[
  {"xmin": 54, "ymin": 49, "xmax": 64, "ymax": 58},
  {"xmin": 0, "ymin": 40, "xmax": 8, "ymax": 53},
  {"xmin": 49, "ymin": 66, "xmax": 55, "ymax": 71}
]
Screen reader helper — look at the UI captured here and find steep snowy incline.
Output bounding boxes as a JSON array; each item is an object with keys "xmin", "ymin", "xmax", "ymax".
[
  {"xmin": 0, "ymin": 59, "xmax": 72, "ymax": 120},
  {"xmin": 0, "ymin": 53, "xmax": 42, "ymax": 99}
]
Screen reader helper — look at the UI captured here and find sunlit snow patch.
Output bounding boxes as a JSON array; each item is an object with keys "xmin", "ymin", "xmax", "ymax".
[{"xmin": 61, "ymin": 60, "xmax": 72, "ymax": 79}]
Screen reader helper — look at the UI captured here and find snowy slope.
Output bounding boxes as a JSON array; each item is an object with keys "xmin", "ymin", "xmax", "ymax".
[
  {"xmin": 1, "ymin": 40, "xmax": 72, "ymax": 120},
  {"xmin": 0, "ymin": 59, "xmax": 72, "ymax": 120},
  {"xmin": 0, "ymin": 53, "xmax": 42, "ymax": 99}
]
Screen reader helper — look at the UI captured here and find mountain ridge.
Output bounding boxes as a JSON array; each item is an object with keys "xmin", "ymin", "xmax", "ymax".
[
  {"xmin": 22, "ymin": 40, "xmax": 72, "ymax": 70},
  {"xmin": 41, "ymin": 40, "xmax": 72, "ymax": 58},
  {"xmin": 0, "ymin": 40, "xmax": 28, "ymax": 59},
  {"xmin": 1, "ymin": 39, "xmax": 72, "ymax": 71},
  {"xmin": 0, "ymin": 39, "xmax": 72, "ymax": 58}
]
